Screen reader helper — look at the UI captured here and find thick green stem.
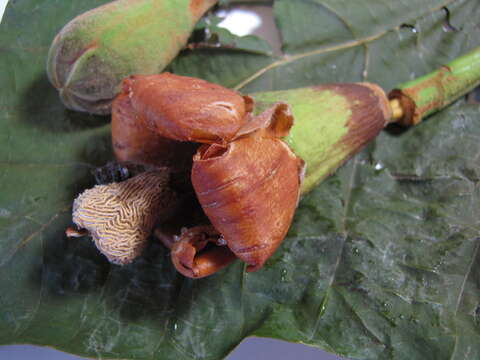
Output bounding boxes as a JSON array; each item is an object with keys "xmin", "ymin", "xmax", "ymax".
[{"xmin": 391, "ymin": 46, "xmax": 480, "ymax": 125}]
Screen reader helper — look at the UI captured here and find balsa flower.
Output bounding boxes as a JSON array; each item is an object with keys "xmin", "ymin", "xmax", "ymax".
[
  {"xmin": 69, "ymin": 47, "xmax": 480, "ymax": 278},
  {"xmin": 73, "ymin": 73, "xmax": 305, "ymax": 278}
]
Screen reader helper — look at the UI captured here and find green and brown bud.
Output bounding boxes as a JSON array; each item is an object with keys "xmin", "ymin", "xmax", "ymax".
[{"xmin": 47, "ymin": 0, "xmax": 217, "ymax": 115}]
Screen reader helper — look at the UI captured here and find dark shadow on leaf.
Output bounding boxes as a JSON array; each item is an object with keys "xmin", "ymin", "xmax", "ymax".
[
  {"xmin": 467, "ymin": 85, "xmax": 480, "ymax": 104},
  {"xmin": 101, "ymin": 241, "xmax": 183, "ymax": 322},
  {"xmin": 78, "ymin": 130, "xmax": 114, "ymax": 168},
  {"xmin": 19, "ymin": 74, "xmax": 109, "ymax": 133},
  {"xmin": 28, "ymin": 214, "xmax": 110, "ymax": 299},
  {"xmin": 33, "ymin": 217, "xmax": 184, "ymax": 324},
  {"xmin": 384, "ymin": 123, "xmax": 409, "ymax": 136},
  {"xmin": 25, "ymin": 127, "xmax": 189, "ymax": 324},
  {"xmin": 26, "ymin": 159, "xmax": 188, "ymax": 323}
]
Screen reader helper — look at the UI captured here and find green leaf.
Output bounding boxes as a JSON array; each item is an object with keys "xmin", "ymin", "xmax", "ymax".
[{"xmin": 1, "ymin": 0, "xmax": 480, "ymax": 359}]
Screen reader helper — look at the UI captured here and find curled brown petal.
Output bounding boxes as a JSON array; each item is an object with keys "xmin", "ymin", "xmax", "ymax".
[
  {"xmin": 170, "ymin": 226, "xmax": 237, "ymax": 278},
  {"xmin": 191, "ymin": 104, "xmax": 304, "ymax": 272},
  {"xmin": 111, "ymin": 73, "xmax": 252, "ymax": 171},
  {"xmin": 114, "ymin": 73, "xmax": 248, "ymax": 143},
  {"xmin": 112, "ymin": 89, "xmax": 198, "ymax": 171}
]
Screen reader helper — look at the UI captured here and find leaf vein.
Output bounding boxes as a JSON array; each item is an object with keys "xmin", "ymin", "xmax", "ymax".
[
  {"xmin": 448, "ymin": 238, "xmax": 480, "ymax": 360},
  {"xmin": 0, "ymin": 205, "xmax": 70, "ymax": 267},
  {"xmin": 233, "ymin": 0, "xmax": 458, "ymax": 90}
]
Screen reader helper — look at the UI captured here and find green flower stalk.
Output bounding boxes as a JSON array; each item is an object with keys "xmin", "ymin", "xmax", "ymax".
[
  {"xmin": 68, "ymin": 47, "xmax": 480, "ymax": 278},
  {"xmin": 389, "ymin": 46, "xmax": 480, "ymax": 126},
  {"xmin": 47, "ymin": 0, "xmax": 218, "ymax": 115}
]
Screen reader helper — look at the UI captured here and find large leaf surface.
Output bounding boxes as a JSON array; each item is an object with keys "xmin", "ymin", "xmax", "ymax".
[{"xmin": 1, "ymin": 0, "xmax": 480, "ymax": 359}]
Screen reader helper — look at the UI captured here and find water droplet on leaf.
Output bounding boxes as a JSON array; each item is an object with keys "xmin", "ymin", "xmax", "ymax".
[{"xmin": 374, "ymin": 162, "xmax": 384, "ymax": 171}]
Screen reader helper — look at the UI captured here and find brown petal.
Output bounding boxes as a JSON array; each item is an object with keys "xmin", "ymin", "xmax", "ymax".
[
  {"xmin": 112, "ymin": 84, "xmax": 198, "ymax": 171},
  {"xmin": 191, "ymin": 104, "xmax": 304, "ymax": 272},
  {"xmin": 170, "ymin": 226, "xmax": 237, "ymax": 278},
  {"xmin": 117, "ymin": 73, "xmax": 248, "ymax": 144}
]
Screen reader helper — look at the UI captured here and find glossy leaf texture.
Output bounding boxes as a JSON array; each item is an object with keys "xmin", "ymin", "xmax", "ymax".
[{"xmin": 1, "ymin": 0, "xmax": 480, "ymax": 359}]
